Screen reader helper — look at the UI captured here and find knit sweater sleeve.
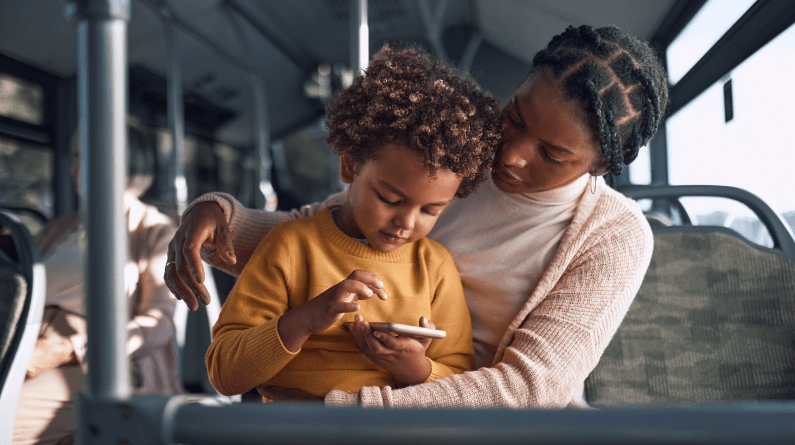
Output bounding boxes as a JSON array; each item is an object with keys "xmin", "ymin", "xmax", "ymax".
[
  {"xmin": 423, "ymin": 251, "xmax": 475, "ymax": 382},
  {"xmin": 326, "ymin": 203, "xmax": 653, "ymax": 408},
  {"xmin": 182, "ymin": 191, "xmax": 348, "ymax": 277},
  {"xmin": 205, "ymin": 226, "xmax": 298, "ymax": 396}
]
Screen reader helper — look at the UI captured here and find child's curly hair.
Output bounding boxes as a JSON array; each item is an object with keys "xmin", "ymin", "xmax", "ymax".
[{"xmin": 325, "ymin": 46, "xmax": 502, "ymax": 198}]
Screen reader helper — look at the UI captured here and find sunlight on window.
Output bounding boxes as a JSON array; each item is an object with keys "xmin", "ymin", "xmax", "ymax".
[
  {"xmin": 0, "ymin": 73, "xmax": 44, "ymax": 125},
  {"xmin": 0, "ymin": 136, "xmax": 53, "ymax": 232},
  {"xmin": 666, "ymin": 0, "xmax": 756, "ymax": 85},
  {"xmin": 667, "ymin": 23, "xmax": 795, "ymax": 234},
  {"xmin": 628, "ymin": 143, "xmax": 651, "ymax": 185}
]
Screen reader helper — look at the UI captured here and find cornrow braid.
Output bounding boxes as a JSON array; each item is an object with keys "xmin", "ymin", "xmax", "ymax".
[{"xmin": 531, "ymin": 25, "xmax": 670, "ymax": 175}]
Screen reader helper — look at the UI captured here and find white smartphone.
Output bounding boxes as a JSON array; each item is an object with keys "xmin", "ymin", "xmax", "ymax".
[{"xmin": 368, "ymin": 322, "xmax": 446, "ymax": 339}]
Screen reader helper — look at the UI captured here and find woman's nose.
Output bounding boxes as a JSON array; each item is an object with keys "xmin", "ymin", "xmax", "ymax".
[{"xmin": 500, "ymin": 137, "xmax": 530, "ymax": 168}]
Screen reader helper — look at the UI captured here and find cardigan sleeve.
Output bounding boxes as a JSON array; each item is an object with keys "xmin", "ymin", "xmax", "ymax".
[
  {"xmin": 326, "ymin": 206, "xmax": 653, "ymax": 408},
  {"xmin": 182, "ymin": 191, "xmax": 348, "ymax": 277}
]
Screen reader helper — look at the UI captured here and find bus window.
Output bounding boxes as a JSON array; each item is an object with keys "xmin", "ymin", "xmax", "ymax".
[
  {"xmin": 0, "ymin": 73, "xmax": 45, "ymax": 125},
  {"xmin": 666, "ymin": 0, "xmax": 756, "ymax": 85},
  {"xmin": 0, "ymin": 136, "xmax": 53, "ymax": 235},
  {"xmin": 628, "ymin": 142, "xmax": 651, "ymax": 185},
  {"xmin": 667, "ymin": 22, "xmax": 795, "ymax": 235},
  {"xmin": 637, "ymin": 196, "xmax": 775, "ymax": 248}
]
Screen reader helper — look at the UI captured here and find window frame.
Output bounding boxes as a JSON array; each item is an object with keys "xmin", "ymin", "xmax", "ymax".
[
  {"xmin": 642, "ymin": 0, "xmax": 795, "ymax": 186},
  {"xmin": 0, "ymin": 52, "xmax": 76, "ymax": 219}
]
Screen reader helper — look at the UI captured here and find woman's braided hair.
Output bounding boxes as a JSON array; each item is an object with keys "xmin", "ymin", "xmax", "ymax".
[
  {"xmin": 325, "ymin": 45, "xmax": 502, "ymax": 198},
  {"xmin": 531, "ymin": 25, "xmax": 670, "ymax": 175}
]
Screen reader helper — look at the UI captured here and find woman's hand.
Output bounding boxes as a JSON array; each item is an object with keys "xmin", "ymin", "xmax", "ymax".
[
  {"xmin": 278, "ymin": 270, "xmax": 387, "ymax": 352},
  {"xmin": 256, "ymin": 384, "xmax": 324, "ymax": 402},
  {"xmin": 349, "ymin": 315, "xmax": 434, "ymax": 387},
  {"xmin": 164, "ymin": 202, "xmax": 237, "ymax": 311},
  {"xmin": 26, "ymin": 338, "xmax": 77, "ymax": 379}
]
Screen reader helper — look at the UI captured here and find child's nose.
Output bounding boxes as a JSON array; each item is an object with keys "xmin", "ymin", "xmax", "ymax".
[{"xmin": 393, "ymin": 210, "xmax": 417, "ymax": 232}]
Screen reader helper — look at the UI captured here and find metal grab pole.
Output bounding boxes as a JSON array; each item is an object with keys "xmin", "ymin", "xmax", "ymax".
[
  {"xmin": 220, "ymin": 6, "xmax": 277, "ymax": 211},
  {"xmin": 74, "ymin": 0, "xmax": 131, "ymax": 400},
  {"xmin": 251, "ymin": 73, "xmax": 277, "ymax": 211},
  {"xmin": 163, "ymin": 21, "xmax": 188, "ymax": 215},
  {"xmin": 350, "ymin": 0, "xmax": 369, "ymax": 77},
  {"xmin": 415, "ymin": 0, "xmax": 450, "ymax": 61}
]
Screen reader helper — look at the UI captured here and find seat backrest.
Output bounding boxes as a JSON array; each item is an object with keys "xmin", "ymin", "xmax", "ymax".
[
  {"xmin": 0, "ymin": 209, "xmax": 45, "ymax": 442},
  {"xmin": 585, "ymin": 186, "xmax": 795, "ymax": 405}
]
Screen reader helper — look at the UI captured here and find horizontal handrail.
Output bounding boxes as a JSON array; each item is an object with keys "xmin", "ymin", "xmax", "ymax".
[
  {"xmin": 130, "ymin": 395, "xmax": 795, "ymax": 445},
  {"xmin": 618, "ymin": 185, "xmax": 795, "ymax": 260}
]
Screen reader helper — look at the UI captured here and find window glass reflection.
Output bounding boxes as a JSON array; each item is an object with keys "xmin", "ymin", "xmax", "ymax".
[{"xmin": 0, "ymin": 73, "xmax": 44, "ymax": 125}]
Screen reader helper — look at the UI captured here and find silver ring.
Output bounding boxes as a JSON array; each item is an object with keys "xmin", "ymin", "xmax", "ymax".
[{"xmin": 166, "ymin": 261, "xmax": 176, "ymax": 267}]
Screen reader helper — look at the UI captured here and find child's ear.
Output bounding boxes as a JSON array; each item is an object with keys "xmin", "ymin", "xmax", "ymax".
[{"xmin": 339, "ymin": 153, "xmax": 357, "ymax": 184}]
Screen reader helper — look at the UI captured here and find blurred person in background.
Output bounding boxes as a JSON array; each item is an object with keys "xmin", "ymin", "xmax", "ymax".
[{"xmin": 13, "ymin": 126, "xmax": 181, "ymax": 445}]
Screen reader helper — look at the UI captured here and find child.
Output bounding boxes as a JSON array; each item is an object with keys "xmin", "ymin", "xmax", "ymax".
[{"xmin": 205, "ymin": 46, "xmax": 502, "ymax": 397}]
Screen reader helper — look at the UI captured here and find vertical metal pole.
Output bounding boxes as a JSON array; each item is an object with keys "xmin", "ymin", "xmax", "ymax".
[
  {"xmin": 252, "ymin": 73, "xmax": 277, "ymax": 211},
  {"xmin": 76, "ymin": 0, "xmax": 130, "ymax": 400},
  {"xmin": 415, "ymin": 0, "xmax": 450, "ymax": 61},
  {"xmin": 459, "ymin": 32, "xmax": 483, "ymax": 74},
  {"xmin": 649, "ymin": 120, "xmax": 669, "ymax": 186},
  {"xmin": 350, "ymin": 0, "xmax": 369, "ymax": 76},
  {"xmin": 649, "ymin": 119, "xmax": 670, "ymax": 214},
  {"xmin": 163, "ymin": 21, "xmax": 188, "ymax": 215},
  {"xmin": 220, "ymin": 6, "xmax": 276, "ymax": 211}
]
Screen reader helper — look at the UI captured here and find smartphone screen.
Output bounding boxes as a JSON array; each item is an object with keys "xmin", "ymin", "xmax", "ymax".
[{"xmin": 369, "ymin": 322, "xmax": 446, "ymax": 339}]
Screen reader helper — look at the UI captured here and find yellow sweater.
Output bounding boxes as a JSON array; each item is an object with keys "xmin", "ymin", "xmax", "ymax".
[{"xmin": 206, "ymin": 207, "xmax": 475, "ymax": 396}]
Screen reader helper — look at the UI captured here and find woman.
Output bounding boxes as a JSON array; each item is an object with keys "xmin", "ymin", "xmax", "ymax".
[
  {"xmin": 165, "ymin": 25, "xmax": 669, "ymax": 408},
  {"xmin": 14, "ymin": 127, "xmax": 181, "ymax": 445}
]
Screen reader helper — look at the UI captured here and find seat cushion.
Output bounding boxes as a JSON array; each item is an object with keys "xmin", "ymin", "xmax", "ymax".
[{"xmin": 586, "ymin": 231, "xmax": 795, "ymax": 405}]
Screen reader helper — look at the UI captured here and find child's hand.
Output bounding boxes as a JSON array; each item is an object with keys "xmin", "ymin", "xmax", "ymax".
[
  {"xmin": 279, "ymin": 270, "xmax": 387, "ymax": 352},
  {"xmin": 348, "ymin": 315, "xmax": 434, "ymax": 387},
  {"xmin": 303, "ymin": 270, "xmax": 388, "ymax": 332}
]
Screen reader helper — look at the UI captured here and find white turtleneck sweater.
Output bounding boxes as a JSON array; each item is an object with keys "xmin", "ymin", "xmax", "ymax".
[{"xmin": 429, "ymin": 174, "xmax": 590, "ymax": 368}]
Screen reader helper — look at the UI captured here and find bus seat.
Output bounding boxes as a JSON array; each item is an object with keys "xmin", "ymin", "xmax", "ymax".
[
  {"xmin": 643, "ymin": 211, "xmax": 674, "ymax": 227},
  {"xmin": 0, "ymin": 209, "xmax": 45, "ymax": 443},
  {"xmin": 585, "ymin": 185, "xmax": 795, "ymax": 405}
]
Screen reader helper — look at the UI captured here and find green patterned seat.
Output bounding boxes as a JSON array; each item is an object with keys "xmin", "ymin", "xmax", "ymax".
[{"xmin": 586, "ymin": 230, "xmax": 795, "ymax": 405}]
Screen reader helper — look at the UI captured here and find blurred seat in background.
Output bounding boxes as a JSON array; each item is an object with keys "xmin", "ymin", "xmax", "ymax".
[{"xmin": 0, "ymin": 208, "xmax": 45, "ymax": 445}]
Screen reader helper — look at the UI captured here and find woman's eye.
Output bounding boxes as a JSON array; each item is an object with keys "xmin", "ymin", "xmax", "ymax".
[
  {"xmin": 540, "ymin": 147, "xmax": 562, "ymax": 165},
  {"xmin": 506, "ymin": 108, "xmax": 523, "ymax": 128}
]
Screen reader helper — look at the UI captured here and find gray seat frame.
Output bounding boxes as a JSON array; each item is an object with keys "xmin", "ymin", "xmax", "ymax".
[
  {"xmin": 0, "ymin": 209, "xmax": 46, "ymax": 443},
  {"xmin": 618, "ymin": 185, "xmax": 795, "ymax": 260}
]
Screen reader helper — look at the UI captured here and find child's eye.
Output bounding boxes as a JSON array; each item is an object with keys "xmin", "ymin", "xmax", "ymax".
[
  {"xmin": 378, "ymin": 194, "xmax": 399, "ymax": 205},
  {"xmin": 540, "ymin": 147, "xmax": 562, "ymax": 165},
  {"xmin": 422, "ymin": 208, "xmax": 441, "ymax": 217}
]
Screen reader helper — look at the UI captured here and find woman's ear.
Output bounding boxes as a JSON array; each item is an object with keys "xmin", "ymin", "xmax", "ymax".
[
  {"xmin": 339, "ymin": 153, "xmax": 357, "ymax": 184},
  {"xmin": 589, "ymin": 157, "xmax": 612, "ymax": 177}
]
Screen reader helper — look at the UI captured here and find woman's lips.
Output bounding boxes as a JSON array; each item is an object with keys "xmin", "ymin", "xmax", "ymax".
[{"xmin": 494, "ymin": 164, "xmax": 523, "ymax": 184}]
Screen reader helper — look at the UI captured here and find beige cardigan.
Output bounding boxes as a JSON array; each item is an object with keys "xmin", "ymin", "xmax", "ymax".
[
  {"xmin": 188, "ymin": 181, "xmax": 652, "ymax": 408},
  {"xmin": 37, "ymin": 193, "xmax": 181, "ymax": 395}
]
